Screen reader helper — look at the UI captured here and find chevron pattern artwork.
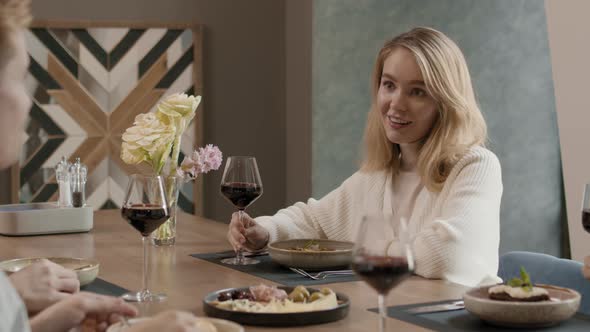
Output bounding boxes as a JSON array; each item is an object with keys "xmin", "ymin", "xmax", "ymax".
[{"xmin": 14, "ymin": 22, "xmax": 203, "ymax": 214}]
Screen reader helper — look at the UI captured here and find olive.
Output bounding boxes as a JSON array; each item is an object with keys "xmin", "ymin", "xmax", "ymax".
[
  {"xmin": 288, "ymin": 285, "xmax": 310, "ymax": 302},
  {"xmin": 289, "ymin": 292, "xmax": 307, "ymax": 303},
  {"xmin": 320, "ymin": 287, "xmax": 333, "ymax": 295},
  {"xmin": 231, "ymin": 290, "xmax": 253, "ymax": 300},
  {"xmin": 309, "ymin": 292, "xmax": 324, "ymax": 302},
  {"xmin": 217, "ymin": 291, "xmax": 232, "ymax": 301}
]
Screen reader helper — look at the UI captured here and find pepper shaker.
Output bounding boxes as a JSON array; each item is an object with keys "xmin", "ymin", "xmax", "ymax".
[
  {"xmin": 69, "ymin": 158, "xmax": 87, "ymax": 208},
  {"xmin": 55, "ymin": 156, "xmax": 72, "ymax": 207}
]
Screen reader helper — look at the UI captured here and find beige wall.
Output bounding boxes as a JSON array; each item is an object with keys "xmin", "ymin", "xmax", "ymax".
[
  {"xmin": 30, "ymin": 0, "xmax": 294, "ymax": 222},
  {"xmin": 285, "ymin": 0, "xmax": 312, "ymax": 205},
  {"xmin": 545, "ymin": 0, "xmax": 590, "ymax": 261}
]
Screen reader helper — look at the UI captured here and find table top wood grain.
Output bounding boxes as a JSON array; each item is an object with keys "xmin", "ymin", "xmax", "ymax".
[{"xmin": 0, "ymin": 210, "xmax": 469, "ymax": 331}]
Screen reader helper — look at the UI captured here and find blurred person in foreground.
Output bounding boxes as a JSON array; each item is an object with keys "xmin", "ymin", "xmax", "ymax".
[
  {"xmin": 0, "ymin": 0, "xmax": 205, "ymax": 331},
  {"xmin": 228, "ymin": 27, "xmax": 503, "ymax": 287}
]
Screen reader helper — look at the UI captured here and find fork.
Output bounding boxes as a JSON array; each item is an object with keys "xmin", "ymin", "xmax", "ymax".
[{"xmin": 289, "ymin": 267, "xmax": 354, "ymax": 280}]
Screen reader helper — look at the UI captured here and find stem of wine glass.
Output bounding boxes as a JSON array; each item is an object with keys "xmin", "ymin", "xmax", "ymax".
[
  {"xmin": 236, "ymin": 209, "xmax": 245, "ymax": 264},
  {"xmin": 142, "ymin": 236, "xmax": 149, "ymax": 295},
  {"xmin": 378, "ymin": 293, "xmax": 386, "ymax": 332}
]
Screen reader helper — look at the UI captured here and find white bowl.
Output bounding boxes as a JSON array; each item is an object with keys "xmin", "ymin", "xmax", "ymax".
[
  {"xmin": 0, "ymin": 257, "xmax": 99, "ymax": 286},
  {"xmin": 268, "ymin": 239, "xmax": 353, "ymax": 270},
  {"xmin": 463, "ymin": 284, "xmax": 581, "ymax": 328}
]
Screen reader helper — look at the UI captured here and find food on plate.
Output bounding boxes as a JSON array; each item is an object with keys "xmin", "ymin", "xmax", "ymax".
[
  {"xmin": 288, "ymin": 240, "xmax": 336, "ymax": 252},
  {"xmin": 212, "ymin": 284, "xmax": 338, "ymax": 313},
  {"xmin": 488, "ymin": 267, "xmax": 549, "ymax": 302}
]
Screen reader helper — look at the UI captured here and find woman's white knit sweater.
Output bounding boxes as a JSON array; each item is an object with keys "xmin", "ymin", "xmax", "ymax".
[{"xmin": 256, "ymin": 146, "xmax": 503, "ymax": 287}]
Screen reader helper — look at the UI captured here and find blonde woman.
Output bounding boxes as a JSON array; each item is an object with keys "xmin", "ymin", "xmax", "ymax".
[{"xmin": 228, "ymin": 27, "xmax": 503, "ymax": 287}]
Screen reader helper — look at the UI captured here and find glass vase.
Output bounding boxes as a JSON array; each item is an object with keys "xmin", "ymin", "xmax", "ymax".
[{"xmin": 151, "ymin": 176, "xmax": 181, "ymax": 246}]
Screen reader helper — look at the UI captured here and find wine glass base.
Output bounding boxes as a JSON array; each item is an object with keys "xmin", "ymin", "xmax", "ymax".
[
  {"xmin": 221, "ymin": 256, "xmax": 259, "ymax": 265},
  {"xmin": 121, "ymin": 291, "xmax": 167, "ymax": 302}
]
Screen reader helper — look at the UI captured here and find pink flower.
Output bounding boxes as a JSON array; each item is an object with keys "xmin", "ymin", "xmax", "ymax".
[{"xmin": 177, "ymin": 144, "xmax": 223, "ymax": 180}]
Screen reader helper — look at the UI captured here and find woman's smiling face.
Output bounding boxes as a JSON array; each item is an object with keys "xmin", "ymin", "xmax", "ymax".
[{"xmin": 378, "ymin": 47, "xmax": 438, "ymax": 146}]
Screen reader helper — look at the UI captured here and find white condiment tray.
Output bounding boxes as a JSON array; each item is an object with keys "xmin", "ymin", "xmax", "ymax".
[{"xmin": 0, "ymin": 202, "xmax": 93, "ymax": 236}]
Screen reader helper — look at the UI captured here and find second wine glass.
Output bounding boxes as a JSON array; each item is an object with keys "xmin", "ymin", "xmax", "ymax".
[
  {"xmin": 120, "ymin": 174, "xmax": 170, "ymax": 302},
  {"xmin": 582, "ymin": 184, "xmax": 590, "ymax": 233},
  {"xmin": 352, "ymin": 215, "xmax": 414, "ymax": 332},
  {"xmin": 220, "ymin": 156, "xmax": 263, "ymax": 265}
]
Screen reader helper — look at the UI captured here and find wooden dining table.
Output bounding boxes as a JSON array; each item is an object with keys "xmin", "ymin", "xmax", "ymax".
[{"xmin": 0, "ymin": 210, "xmax": 469, "ymax": 331}]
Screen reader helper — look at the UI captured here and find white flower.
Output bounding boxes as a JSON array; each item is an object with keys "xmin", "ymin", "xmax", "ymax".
[
  {"xmin": 121, "ymin": 113, "xmax": 175, "ymax": 173},
  {"xmin": 156, "ymin": 93, "xmax": 201, "ymax": 133}
]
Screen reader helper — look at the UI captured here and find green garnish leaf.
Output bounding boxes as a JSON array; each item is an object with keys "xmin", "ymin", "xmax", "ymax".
[
  {"xmin": 505, "ymin": 266, "xmax": 533, "ymax": 292},
  {"xmin": 520, "ymin": 267, "xmax": 531, "ymax": 286},
  {"xmin": 507, "ymin": 278, "xmax": 523, "ymax": 287}
]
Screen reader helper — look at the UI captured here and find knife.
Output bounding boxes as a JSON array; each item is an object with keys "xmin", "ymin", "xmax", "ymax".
[{"xmin": 405, "ymin": 300, "xmax": 465, "ymax": 314}]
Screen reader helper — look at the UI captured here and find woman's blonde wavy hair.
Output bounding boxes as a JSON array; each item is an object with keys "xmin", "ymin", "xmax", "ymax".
[{"xmin": 361, "ymin": 27, "xmax": 487, "ymax": 192}]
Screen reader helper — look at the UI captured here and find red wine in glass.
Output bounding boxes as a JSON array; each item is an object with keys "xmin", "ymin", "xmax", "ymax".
[
  {"xmin": 582, "ymin": 209, "xmax": 590, "ymax": 233},
  {"xmin": 220, "ymin": 156, "xmax": 263, "ymax": 265},
  {"xmin": 121, "ymin": 204, "xmax": 170, "ymax": 237},
  {"xmin": 120, "ymin": 174, "xmax": 169, "ymax": 302},
  {"xmin": 353, "ymin": 215, "xmax": 414, "ymax": 332},
  {"xmin": 352, "ymin": 256, "xmax": 412, "ymax": 295},
  {"xmin": 583, "ymin": 184, "xmax": 590, "ymax": 233},
  {"xmin": 220, "ymin": 182, "xmax": 262, "ymax": 210}
]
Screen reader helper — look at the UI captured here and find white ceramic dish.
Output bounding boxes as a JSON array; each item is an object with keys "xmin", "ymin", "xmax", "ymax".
[
  {"xmin": 463, "ymin": 284, "xmax": 581, "ymax": 328},
  {"xmin": 106, "ymin": 317, "xmax": 244, "ymax": 332},
  {"xmin": 0, "ymin": 202, "xmax": 93, "ymax": 235},
  {"xmin": 268, "ymin": 239, "xmax": 353, "ymax": 270},
  {"xmin": 0, "ymin": 257, "xmax": 99, "ymax": 286}
]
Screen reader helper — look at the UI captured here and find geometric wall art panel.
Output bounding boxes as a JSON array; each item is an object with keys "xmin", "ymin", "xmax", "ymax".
[{"xmin": 12, "ymin": 21, "xmax": 204, "ymax": 215}]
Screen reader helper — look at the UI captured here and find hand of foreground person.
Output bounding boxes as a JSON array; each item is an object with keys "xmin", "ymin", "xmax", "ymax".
[
  {"xmin": 227, "ymin": 211, "xmax": 269, "ymax": 252},
  {"xmin": 583, "ymin": 256, "xmax": 590, "ymax": 281},
  {"xmin": 9, "ymin": 259, "xmax": 80, "ymax": 314},
  {"xmin": 29, "ymin": 292, "xmax": 138, "ymax": 332}
]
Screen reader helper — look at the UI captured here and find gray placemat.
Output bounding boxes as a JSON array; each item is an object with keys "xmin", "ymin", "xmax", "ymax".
[
  {"xmin": 81, "ymin": 278, "xmax": 129, "ymax": 297},
  {"xmin": 369, "ymin": 299, "xmax": 590, "ymax": 331},
  {"xmin": 191, "ymin": 251, "xmax": 358, "ymax": 286}
]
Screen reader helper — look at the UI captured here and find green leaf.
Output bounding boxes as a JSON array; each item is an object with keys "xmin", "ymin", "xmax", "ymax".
[
  {"xmin": 519, "ymin": 266, "xmax": 531, "ymax": 286},
  {"xmin": 507, "ymin": 278, "xmax": 523, "ymax": 287}
]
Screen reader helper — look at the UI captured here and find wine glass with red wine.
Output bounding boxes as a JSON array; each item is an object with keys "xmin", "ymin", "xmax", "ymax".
[
  {"xmin": 120, "ymin": 174, "xmax": 170, "ymax": 302},
  {"xmin": 582, "ymin": 184, "xmax": 590, "ymax": 233},
  {"xmin": 352, "ymin": 215, "xmax": 414, "ymax": 332},
  {"xmin": 220, "ymin": 156, "xmax": 263, "ymax": 265}
]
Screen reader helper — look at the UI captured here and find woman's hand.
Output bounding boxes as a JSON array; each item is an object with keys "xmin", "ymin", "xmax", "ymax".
[
  {"xmin": 127, "ymin": 310, "xmax": 207, "ymax": 332},
  {"xmin": 583, "ymin": 256, "xmax": 590, "ymax": 280},
  {"xmin": 9, "ymin": 259, "xmax": 80, "ymax": 314},
  {"xmin": 29, "ymin": 292, "xmax": 138, "ymax": 332},
  {"xmin": 227, "ymin": 212, "xmax": 269, "ymax": 251}
]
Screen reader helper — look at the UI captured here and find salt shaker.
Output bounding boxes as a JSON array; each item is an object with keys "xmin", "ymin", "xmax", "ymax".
[
  {"xmin": 69, "ymin": 158, "xmax": 87, "ymax": 208},
  {"xmin": 55, "ymin": 156, "xmax": 72, "ymax": 207}
]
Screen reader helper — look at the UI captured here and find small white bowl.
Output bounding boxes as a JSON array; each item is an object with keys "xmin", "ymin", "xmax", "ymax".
[
  {"xmin": 0, "ymin": 257, "xmax": 99, "ymax": 286},
  {"xmin": 463, "ymin": 284, "xmax": 581, "ymax": 328}
]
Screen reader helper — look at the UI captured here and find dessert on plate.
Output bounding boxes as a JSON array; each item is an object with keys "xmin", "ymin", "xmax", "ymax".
[{"xmin": 488, "ymin": 267, "xmax": 550, "ymax": 302}]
